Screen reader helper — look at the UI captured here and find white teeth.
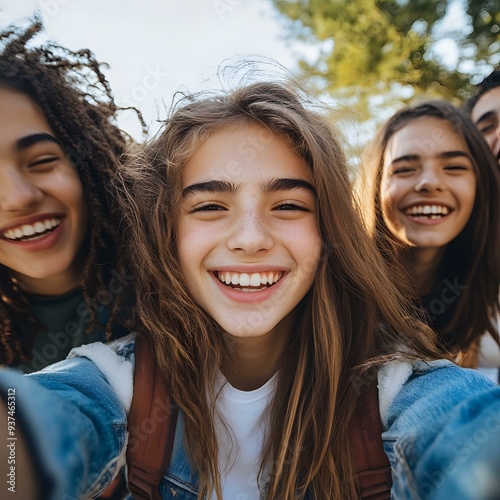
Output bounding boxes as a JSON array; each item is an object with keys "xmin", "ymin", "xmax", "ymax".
[
  {"xmin": 405, "ymin": 205, "xmax": 450, "ymax": 216},
  {"xmin": 34, "ymin": 221, "xmax": 46, "ymax": 233},
  {"xmin": 21, "ymin": 224, "xmax": 35, "ymax": 236},
  {"xmin": 250, "ymin": 273, "xmax": 261, "ymax": 287},
  {"xmin": 239, "ymin": 273, "xmax": 250, "ymax": 287},
  {"xmin": 217, "ymin": 271, "xmax": 283, "ymax": 288},
  {"xmin": 1, "ymin": 217, "xmax": 61, "ymax": 241}
]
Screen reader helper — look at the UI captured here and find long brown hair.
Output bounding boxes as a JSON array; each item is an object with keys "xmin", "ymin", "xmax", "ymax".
[
  {"xmin": 357, "ymin": 100, "xmax": 500, "ymax": 353},
  {"xmin": 0, "ymin": 20, "xmax": 139, "ymax": 364},
  {"xmin": 115, "ymin": 81, "xmax": 445, "ymax": 498}
]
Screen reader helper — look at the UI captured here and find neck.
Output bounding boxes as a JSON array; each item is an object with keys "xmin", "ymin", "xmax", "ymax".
[
  {"xmin": 13, "ymin": 254, "xmax": 85, "ymax": 296},
  {"xmin": 222, "ymin": 313, "xmax": 293, "ymax": 391},
  {"xmin": 399, "ymin": 246, "xmax": 446, "ymax": 295}
]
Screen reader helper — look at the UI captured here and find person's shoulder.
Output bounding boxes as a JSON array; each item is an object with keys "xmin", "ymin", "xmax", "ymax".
[
  {"xmin": 379, "ymin": 358, "xmax": 497, "ymax": 428},
  {"xmin": 410, "ymin": 359, "xmax": 496, "ymax": 391},
  {"xmin": 386, "ymin": 361, "xmax": 500, "ymax": 499},
  {"xmin": 65, "ymin": 332, "xmax": 136, "ymax": 410}
]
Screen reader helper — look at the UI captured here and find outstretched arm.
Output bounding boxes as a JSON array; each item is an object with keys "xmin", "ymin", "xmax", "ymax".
[
  {"xmin": 0, "ymin": 396, "xmax": 37, "ymax": 499},
  {"xmin": 0, "ymin": 350, "xmax": 131, "ymax": 500},
  {"xmin": 383, "ymin": 362, "xmax": 500, "ymax": 500}
]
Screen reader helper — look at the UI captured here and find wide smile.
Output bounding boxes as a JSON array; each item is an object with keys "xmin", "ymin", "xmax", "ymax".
[
  {"xmin": 0, "ymin": 217, "xmax": 62, "ymax": 242},
  {"xmin": 403, "ymin": 204, "xmax": 452, "ymax": 220},
  {"xmin": 215, "ymin": 270, "xmax": 284, "ymax": 293}
]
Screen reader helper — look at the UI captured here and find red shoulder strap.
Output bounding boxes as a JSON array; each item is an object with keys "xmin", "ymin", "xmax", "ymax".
[
  {"xmin": 350, "ymin": 380, "xmax": 392, "ymax": 499},
  {"xmin": 126, "ymin": 341, "xmax": 389, "ymax": 499},
  {"xmin": 126, "ymin": 335, "xmax": 179, "ymax": 500}
]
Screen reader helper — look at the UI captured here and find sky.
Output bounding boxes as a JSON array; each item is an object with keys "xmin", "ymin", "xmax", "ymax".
[{"xmin": 0, "ymin": 0, "xmax": 314, "ymax": 138}]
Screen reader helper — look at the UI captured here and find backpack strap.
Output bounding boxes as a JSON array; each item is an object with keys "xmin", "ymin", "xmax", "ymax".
[
  {"xmin": 127, "ymin": 339, "xmax": 390, "ymax": 499},
  {"xmin": 126, "ymin": 335, "xmax": 179, "ymax": 500},
  {"xmin": 350, "ymin": 379, "xmax": 392, "ymax": 499}
]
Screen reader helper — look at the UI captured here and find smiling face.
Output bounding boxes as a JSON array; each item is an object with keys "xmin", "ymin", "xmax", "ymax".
[
  {"xmin": 471, "ymin": 86, "xmax": 500, "ymax": 164},
  {"xmin": 177, "ymin": 122, "xmax": 322, "ymax": 343},
  {"xmin": 0, "ymin": 87, "xmax": 88, "ymax": 295},
  {"xmin": 380, "ymin": 116, "xmax": 477, "ymax": 255}
]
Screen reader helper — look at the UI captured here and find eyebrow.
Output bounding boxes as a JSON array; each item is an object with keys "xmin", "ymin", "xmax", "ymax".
[
  {"xmin": 261, "ymin": 178, "xmax": 316, "ymax": 196},
  {"xmin": 182, "ymin": 178, "xmax": 316, "ymax": 198},
  {"xmin": 390, "ymin": 154, "xmax": 419, "ymax": 164},
  {"xmin": 16, "ymin": 133, "xmax": 61, "ymax": 151},
  {"xmin": 182, "ymin": 180, "xmax": 239, "ymax": 198},
  {"xmin": 475, "ymin": 111, "xmax": 496, "ymax": 126},
  {"xmin": 390, "ymin": 150, "xmax": 472, "ymax": 165}
]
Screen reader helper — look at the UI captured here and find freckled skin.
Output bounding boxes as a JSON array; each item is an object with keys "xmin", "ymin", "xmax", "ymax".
[{"xmin": 177, "ymin": 122, "xmax": 322, "ymax": 344}]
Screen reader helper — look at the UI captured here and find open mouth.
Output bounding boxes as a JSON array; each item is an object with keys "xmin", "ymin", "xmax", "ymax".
[
  {"xmin": 215, "ymin": 271, "xmax": 284, "ymax": 293},
  {"xmin": 0, "ymin": 217, "xmax": 61, "ymax": 242},
  {"xmin": 404, "ymin": 205, "xmax": 451, "ymax": 220}
]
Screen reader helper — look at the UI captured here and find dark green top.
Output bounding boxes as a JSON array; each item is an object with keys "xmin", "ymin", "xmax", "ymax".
[{"xmin": 15, "ymin": 288, "xmax": 128, "ymax": 373}]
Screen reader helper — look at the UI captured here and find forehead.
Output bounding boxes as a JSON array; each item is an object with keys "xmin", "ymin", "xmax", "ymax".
[
  {"xmin": 0, "ymin": 87, "xmax": 53, "ymax": 148},
  {"xmin": 181, "ymin": 122, "xmax": 312, "ymax": 185},
  {"xmin": 384, "ymin": 116, "xmax": 468, "ymax": 165},
  {"xmin": 471, "ymin": 86, "xmax": 500, "ymax": 122}
]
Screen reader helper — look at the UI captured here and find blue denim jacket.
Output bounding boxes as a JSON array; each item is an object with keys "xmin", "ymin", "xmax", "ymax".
[{"xmin": 0, "ymin": 334, "xmax": 499, "ymax": 499}]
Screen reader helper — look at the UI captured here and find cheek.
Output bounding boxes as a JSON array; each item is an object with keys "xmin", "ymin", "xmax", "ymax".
[
  {"xmin": 458, "ymin": 177, "xmax": 477, "ymax": 212},
  {"xmin": 176, "ymin": 223, "xmax": 207, "ymax": 283},
  {"xmin": 380, "ymin": 185, "xmax": 399, "ymax": 226},
  {"xmin": 485, "ymin": 134, "xmax": 496, "ymax": 148},
  {"xmin": 58, "ymin": 170, "xmax": 89, "ymax": 233},
  {"xmin": 297, "ymin": 228, "xmax": 322, "ymax": 280}
]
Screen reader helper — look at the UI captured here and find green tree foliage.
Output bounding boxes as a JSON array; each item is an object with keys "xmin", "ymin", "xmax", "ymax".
[{"xmin": 271, "ymin": 0, "xmax": 500, "ymax": 110}]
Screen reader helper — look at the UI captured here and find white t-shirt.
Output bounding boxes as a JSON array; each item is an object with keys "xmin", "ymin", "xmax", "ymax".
[{"xmin": 213, "ymin": 373, "xmax": 277, "ymax": 499}]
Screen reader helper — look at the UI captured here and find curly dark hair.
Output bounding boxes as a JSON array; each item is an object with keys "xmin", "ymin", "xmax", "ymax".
[{"xmin": 0, "ymin": 18, "xmax": 140, "ymax": 364}]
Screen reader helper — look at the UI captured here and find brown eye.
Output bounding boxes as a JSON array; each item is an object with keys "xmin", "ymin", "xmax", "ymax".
[
  {"xmin": 274, "ymin": 202, "xmax": 308, "ymax": 211},
  {"xmin": 192, "ymin": 203, "xmax": 226, "ymax": 212}
]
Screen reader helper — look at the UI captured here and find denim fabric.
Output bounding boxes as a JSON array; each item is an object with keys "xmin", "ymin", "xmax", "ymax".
[
  {"xmin": 384, "ymin": 363, "xmax": 500, "ymax": 499},
  {"xmin": 1, "ymin": 341, "xmax": 499, "ymax": 499},
  {"xmin": 0, "ymin": 357, "xmax": 128, "ymax": 500}
]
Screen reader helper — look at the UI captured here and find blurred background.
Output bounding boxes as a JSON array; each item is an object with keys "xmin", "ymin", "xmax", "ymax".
[{"xmin": 1, "ymin": 0, "xmax": 498, "ymax": 158}]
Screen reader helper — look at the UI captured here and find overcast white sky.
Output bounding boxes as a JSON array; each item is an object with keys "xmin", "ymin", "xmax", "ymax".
[{"xmin": 0, "ymin": 0, "xmax": 315, "ymax": 138}]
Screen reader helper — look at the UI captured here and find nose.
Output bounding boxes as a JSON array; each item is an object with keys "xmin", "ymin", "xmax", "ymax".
[
  {"xmin": 226, "ymin": 210, "xmax": 274, "ymax": 254},
  {"xmin": 0, "ymin": 167, "xmax": 43, "ymax": 211},
  {"xmin": 414, "ymin": 169, "xmax": 444, "ymax": 193}
]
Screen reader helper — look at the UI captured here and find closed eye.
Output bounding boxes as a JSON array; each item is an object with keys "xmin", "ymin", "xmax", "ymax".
[
  {"xmin": 444, "ymin": 165, "xmax": 469, "ymax": 171},
  {"xmin": 393, "ymin": 167, "xmax": 415, "ymax": 175},
  {"xmin": 479, "ymin": 123, "xmax": 496, "ymax": 134},
  {"xmin": 29, "ymin": 156, "xmax": 59, "ymax": 168}
]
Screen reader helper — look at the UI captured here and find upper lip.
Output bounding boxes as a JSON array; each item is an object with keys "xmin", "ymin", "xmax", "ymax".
[
  {"xmin": 209, "ymin": 265, "xmax": 288, "ymax": 273},
  {"xmin": 0, "ymin": 213, "xmax": 64, "ymax": 234}
]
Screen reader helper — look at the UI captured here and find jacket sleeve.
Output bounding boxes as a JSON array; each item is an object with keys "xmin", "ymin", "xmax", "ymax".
[
  {"xmin": 382, "ymin": 362, "xmax": 500, "ymax": 500},
  {"xmin": 0, "ymin": 349, "xmax": 130, "ymax": 500}
]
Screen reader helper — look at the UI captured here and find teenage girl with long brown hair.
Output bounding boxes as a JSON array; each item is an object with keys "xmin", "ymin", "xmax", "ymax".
[
  {"xmin": 0, "ymin": 81, "xmax": 499, "ymax": 500},
  {"xmin": 356, "ymin": 100, "xmax": 500, "ymax": 376}
]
